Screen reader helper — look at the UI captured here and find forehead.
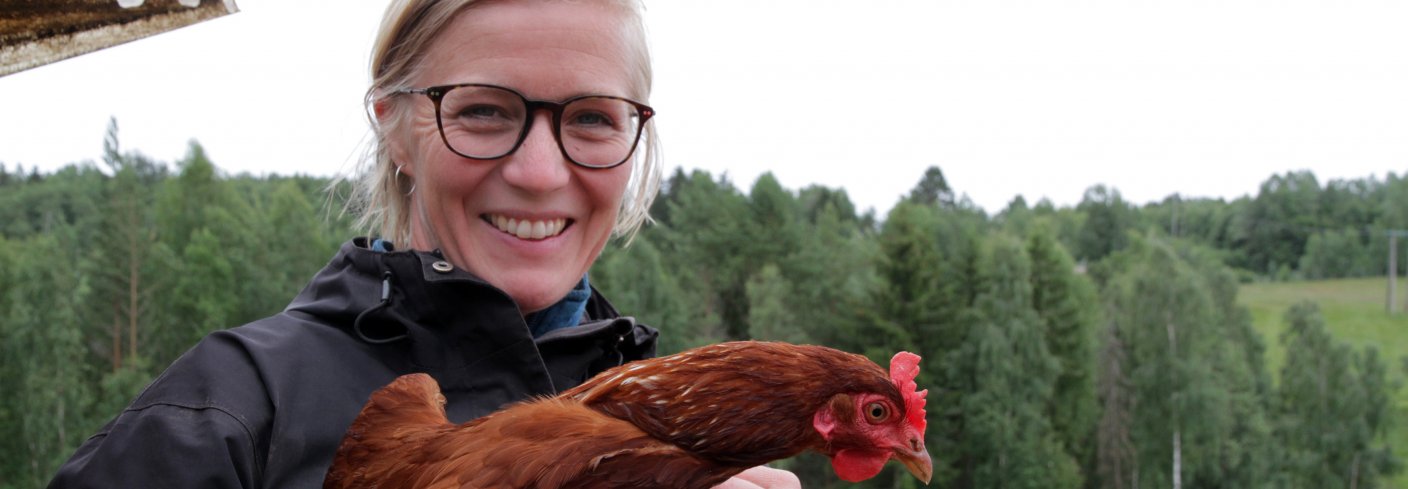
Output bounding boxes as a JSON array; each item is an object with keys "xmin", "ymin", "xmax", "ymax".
[{"xmin": 416, "ymin": 0, "xmax": 641, "ymax": 100}]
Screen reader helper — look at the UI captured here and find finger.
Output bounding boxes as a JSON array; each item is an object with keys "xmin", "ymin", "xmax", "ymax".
[
  {"xmin": 729, "ymin": 466, "xmax": 802, "ymax": 489},
  {"xmin": 711, "ymin": 477, "xmax": 764, "ymax": 489}
]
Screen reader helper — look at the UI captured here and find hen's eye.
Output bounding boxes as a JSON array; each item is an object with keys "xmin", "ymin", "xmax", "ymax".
[{"xmin": 864, "ymin": 402, "xmax": 889, "ymax": 423}]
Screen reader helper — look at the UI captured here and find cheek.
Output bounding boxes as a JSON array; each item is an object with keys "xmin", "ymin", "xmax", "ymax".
[{"xmin": 580, "ymin": 166, "xmax": 632, "ymax": 222}]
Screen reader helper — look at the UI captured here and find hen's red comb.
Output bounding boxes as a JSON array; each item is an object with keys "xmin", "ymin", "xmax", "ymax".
[{"xmin": 889, "ymin": 352, "xmax": 927, "ymax": 432}]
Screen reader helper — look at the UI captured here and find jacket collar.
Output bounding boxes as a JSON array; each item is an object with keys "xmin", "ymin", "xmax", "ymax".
[{"xmin": 284, "ymin": 238, "xmax": 645, "ymax": 390}]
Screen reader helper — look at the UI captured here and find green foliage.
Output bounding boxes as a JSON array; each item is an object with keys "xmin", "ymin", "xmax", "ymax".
[
  {"xmin": 653, "ymin": 170, "xmax": 753, "ymax": 340},
  {"xmin": 1098, "ymin": 234, "xmax": 1276, "ymax": 488},
  {"xmin": 1243, "ymin": 277, "xmax": 1408, "ymax": 486},
  {"xmin": 1141, "ymin": 194, "xmax": 1240, "ymax": 253},
  {"xmin": 745, "ymin": 264, "xmax": 808, "ymax": 344},
  {"xmin": 960, "ymin": 233, "xmax": 1080, "ymax": 489},
  {"xmin": 7, "ymin": 124, "xmax": 1408, "ymax": 489},
  {"xmin": 0, "ymin": 126, "xmax": 350, "ymax": 487},
  {"xmin": 1237, "ymin": 171, "xmax": 1323, "ymax": 274},
  {"xmin": 1276, "ymin": 302, "xmax": 1399, "ymax": 487},
  {"xmin": 0, "ymin": 235, "xmax": 97, "ymax": 487},
  {"xmin": 1299, "ymin": 228, "xmax": 1379, "ymax": 279},
  {"xmin": 1026, "ymin": 220, "xmax": 1100, "ymax": 475},
  {"xmin": 906, "ymin": 165, "xmax": 954, "ymax": 208},
  {"xmin": 593, "ymin": 235, "xmax": 718, "ymax": 354},
  {"xmin": 1074, "ymin": 185, "xmax": 1135, "ymax": 263}
]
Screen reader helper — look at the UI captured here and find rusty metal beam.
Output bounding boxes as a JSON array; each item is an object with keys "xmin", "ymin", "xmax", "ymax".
[{"xmin": 1, "ymin": 0, "xmax": 239, "ymax": 77}]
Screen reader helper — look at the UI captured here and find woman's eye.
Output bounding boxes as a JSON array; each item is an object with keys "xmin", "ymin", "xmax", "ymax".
[
  {"xmin": 460, "ymin": 105, "xmax": 503, "ymax": 119},
  {"xmin": 570, "ymin": 112, "xmax": 613, "ymax": 127},
  {"xmin": 865, "ymin": 402, "xmax": 889, "ymax": 423}
]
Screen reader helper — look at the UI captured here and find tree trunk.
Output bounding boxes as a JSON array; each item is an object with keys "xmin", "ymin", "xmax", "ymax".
[
  {"xmin": 57, "ymin": 383, "xmax": 66, "ymax": 452},
  {"xmin": 1167, "ymin": 309, "xmax": 1181, "ymax": 489},
  {"xmin": 111, "ymin": 307, "xmax": 122, "ymax": 371},
  {"xmin": 1388, "ymin": 234, "xmax": 1397, "ymax": 314},
  {"xmin": 1171, "ymin": 431, "xmax": 1182, "ymax": 489},
  {"xmin": 1349, "ymin": 451, "xmax": 1361, "ymax": 489},
  {"xmin": 127, "ymin": 227, "xmax": 140, "ymax": 362}
]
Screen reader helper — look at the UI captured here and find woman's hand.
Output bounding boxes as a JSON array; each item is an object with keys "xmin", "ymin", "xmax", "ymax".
[{"xmin": 713, "ymin": 466, "xmax": 802, "ymax": 489}]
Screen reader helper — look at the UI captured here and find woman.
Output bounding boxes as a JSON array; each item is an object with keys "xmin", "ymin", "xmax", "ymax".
[{"xmin": 50, "ymin": 0, "xmax": 797, "ymax": 487}]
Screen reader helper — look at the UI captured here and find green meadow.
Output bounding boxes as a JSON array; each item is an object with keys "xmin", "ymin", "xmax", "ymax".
[{"xmin": 1240, "ymin": 277, "xmax": 1408, "ymax": 487}]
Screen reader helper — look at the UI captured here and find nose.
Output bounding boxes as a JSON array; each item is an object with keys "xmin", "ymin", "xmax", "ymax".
[{"xmin": 499, "ymin": 111, "xmax": 570, "ymax": 194}]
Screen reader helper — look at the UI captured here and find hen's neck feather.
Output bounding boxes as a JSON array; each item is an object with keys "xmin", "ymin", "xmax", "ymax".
[{"xmin": 561, "ymin": 341, "xmax": 902, "ymax": 467}]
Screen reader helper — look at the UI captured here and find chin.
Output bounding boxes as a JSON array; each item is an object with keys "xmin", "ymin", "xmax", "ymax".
[{"xmin": 499, "ymin": 275, "xmax": 578, "ymax": 314}]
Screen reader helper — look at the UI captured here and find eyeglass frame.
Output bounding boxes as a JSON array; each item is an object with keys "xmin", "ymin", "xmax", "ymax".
[{"xmin": 393, "ymin": 83, "xmax": 656, "ymax": 169}]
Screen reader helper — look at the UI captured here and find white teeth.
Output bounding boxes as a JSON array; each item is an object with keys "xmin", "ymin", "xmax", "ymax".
[{"xmin": 488, "ymin": 215, "xmax": 567, "ymax": 240}]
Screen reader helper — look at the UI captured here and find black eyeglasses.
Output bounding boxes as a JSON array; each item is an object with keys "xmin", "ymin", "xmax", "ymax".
[{"xmin": 394, "ymin": 83, "xmax": 655, "ymax": 169}]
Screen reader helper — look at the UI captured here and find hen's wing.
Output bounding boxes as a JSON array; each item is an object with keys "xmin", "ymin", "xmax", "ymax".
[
  {"xmin": 328, "ymin": 374, "xmax": 741, "ymax": 489},
  {"xmin": 432, "ymin": 398, "xmax": 738, "ymax": 489}
]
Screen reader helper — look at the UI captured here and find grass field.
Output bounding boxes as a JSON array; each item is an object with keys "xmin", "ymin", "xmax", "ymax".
[{"xmin": 1238, "ymin": 277, "xmax": 1408, "ymax": 487}]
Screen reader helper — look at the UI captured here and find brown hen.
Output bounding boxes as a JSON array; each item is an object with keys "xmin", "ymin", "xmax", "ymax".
[{"xmin": 324, "ymin": 341, "xmax": 931, "ymax": 489}]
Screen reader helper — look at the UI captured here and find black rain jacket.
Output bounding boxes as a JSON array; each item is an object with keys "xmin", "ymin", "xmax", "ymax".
[{"xmin": 49, "ymin": 238, "xmax": 658, "ymax": 488}]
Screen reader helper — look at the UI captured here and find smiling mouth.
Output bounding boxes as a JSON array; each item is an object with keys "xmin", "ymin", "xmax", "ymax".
[{"xmin": 485, "ymin": 214, "xmax": 571, "ymax": 240}]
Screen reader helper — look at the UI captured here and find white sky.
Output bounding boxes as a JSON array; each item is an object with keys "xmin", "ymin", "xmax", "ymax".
[{"xmin": 2, "ymin": 0, "xmax": 1406, "ymax": 216}]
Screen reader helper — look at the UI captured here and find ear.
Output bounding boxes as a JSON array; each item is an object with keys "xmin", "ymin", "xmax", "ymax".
[
  {"xmin": 813, "ymin": 408, "xmax": 837, "ymax": 441},
  {"xmin": 813, "ymin": 394, "xmax": 852, "ymax": 440},
  {"xmin": 374, "ymin": 97, "xmax": 415, "ymax": 178}
]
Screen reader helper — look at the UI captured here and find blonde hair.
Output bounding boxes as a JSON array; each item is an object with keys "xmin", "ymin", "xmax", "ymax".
[{"xmin": 342, "ymin": 0, "xmax": 661, "ymax": 247}]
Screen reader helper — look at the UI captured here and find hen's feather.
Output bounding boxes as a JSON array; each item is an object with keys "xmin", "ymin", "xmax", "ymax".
[
  {"xmin": 325, "ymin": 373, "xmax": 740, "ymax": 489},
  {"xmin": 325, "ymin": 341, "xmax": 927, "ymax": 489}
]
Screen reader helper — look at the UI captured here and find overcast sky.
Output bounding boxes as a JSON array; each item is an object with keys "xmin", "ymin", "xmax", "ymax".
[{"xmin": 2, "ymin": 0, "xmax": 1406, "ymax": 216}]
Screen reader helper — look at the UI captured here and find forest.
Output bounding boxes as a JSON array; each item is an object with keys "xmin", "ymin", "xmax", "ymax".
[{"xmin": 1, "ymin": 121, "xmax": 1406, "ymax": 488}]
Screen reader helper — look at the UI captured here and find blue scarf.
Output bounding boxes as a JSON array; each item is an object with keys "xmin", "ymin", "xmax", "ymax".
[{"xmin": 524, "ymin": 274, "xmax": 591, "ymax": 338}]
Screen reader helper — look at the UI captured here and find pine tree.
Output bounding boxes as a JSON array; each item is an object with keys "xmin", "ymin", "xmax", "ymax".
[
  {"xmin": 960, "ymin": 233, "xmax": 1079, "ymax": 489},
  {"xmin": 1074, "ymin": 185, "xmax": 1134, "ymax": 263},
  {"xmin": 1095, "ymin": 321, "xmax": 1135, "ymax": 489},
  {"xmin": 873, "ymin": 172, "xmax": 990, "ymax": 486},
  {"xmin": 0, "ymin": 235, "xmax": 96, "ymax": 487},
  {"xmin": 745, "ymin": 264, "xmax": 809, "ymax": 344},
  {"xmin": 1026, "ymin": 220, "xmax": 1099, "ymax": 478},
  {"xmin": 907, "ymin": 166, "xmax": 955, "ymax": 208},
  {"xmin": 1276, "ymin": 301, "xmax": 1399, "ymax": 487},
  {"xmin": 655, "ymin": 170, "xmax": 752, "ymax": 340},
  {"xmin": 784, "ymin": 190, "xmax": 877, "ymax": 351},
  {"xmin": 89, "ymin": 118, "xmax": 167, "ymax": 372},
  {"xmin": 592, "ymin": 234, "xmax": 715, "ymax": 354},
  {"xmin": 261, "ymin": 179, "xmax": 337, "ymax": 309}
]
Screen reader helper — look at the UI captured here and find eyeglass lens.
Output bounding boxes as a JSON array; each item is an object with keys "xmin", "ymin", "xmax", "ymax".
[{"xmin": 438, "ymin": 85, "xmax": 644, "ymax": 167}]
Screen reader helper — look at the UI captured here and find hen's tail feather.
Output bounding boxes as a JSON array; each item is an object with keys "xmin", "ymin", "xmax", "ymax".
[{"xmin": 355, "ymin": 373, "xmax": 451, "ymax": 432}]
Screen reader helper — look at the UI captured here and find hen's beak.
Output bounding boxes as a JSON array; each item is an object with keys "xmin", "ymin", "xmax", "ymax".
[{"xmin": 894, "ymin": 436, "xmax": 933, "ymax": 485}]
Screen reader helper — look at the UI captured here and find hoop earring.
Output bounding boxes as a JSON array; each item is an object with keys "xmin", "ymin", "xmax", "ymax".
[{"xmin": 396, "ymin": 165, "xmax": 414, "ymax": 195}]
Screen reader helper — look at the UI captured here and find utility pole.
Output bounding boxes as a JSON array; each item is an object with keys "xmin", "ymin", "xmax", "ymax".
[{"xmin": 1390, "ymin": 230, "xmax": 1408, "ymax": 314}]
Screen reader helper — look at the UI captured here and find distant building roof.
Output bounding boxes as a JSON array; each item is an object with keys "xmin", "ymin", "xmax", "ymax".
[{"xmin": 0, "ymin": 0, "xmax": 239, "ymax": 77}]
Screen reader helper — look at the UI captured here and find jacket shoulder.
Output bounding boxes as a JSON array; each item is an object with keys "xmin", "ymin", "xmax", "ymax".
[{"xmin": 49, "ymin": 401, "xmax": 262, "ymax": 487}]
